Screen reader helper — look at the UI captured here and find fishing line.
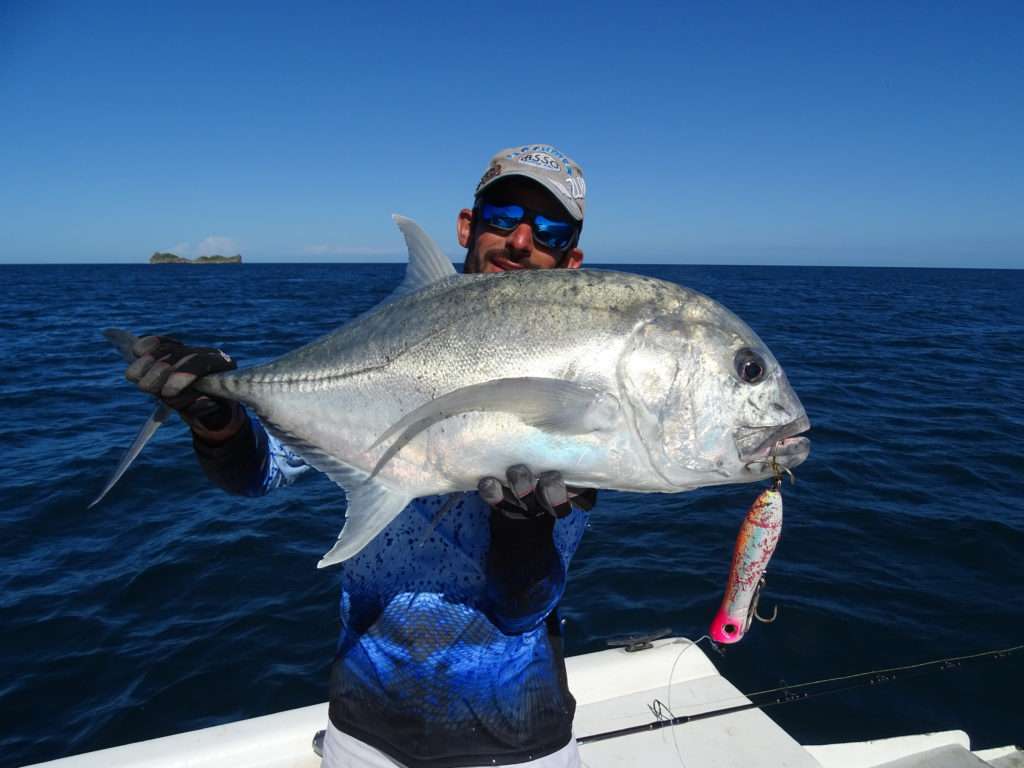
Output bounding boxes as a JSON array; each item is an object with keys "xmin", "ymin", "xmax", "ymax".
[
  {"xmin": 662, "ymin": 635, "xmax": 712, "ymax": 768},
  {"xmin": 575, "ymin": 642, "xmax": 1023, "ymax": 746},
  {"xmin": 417, "ymin": 491, "xmax": 464, "ymax": 547}
]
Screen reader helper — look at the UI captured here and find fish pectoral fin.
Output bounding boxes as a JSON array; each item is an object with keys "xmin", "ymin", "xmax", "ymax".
[{"xmin": 368, "ymin": 377, "xmax": 620, "ymax": 479}]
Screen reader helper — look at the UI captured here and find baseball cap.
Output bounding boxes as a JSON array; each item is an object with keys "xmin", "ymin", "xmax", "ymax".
[{"xmin": 474, "ymin": 144, "xmax": 586, "ymax": 222}]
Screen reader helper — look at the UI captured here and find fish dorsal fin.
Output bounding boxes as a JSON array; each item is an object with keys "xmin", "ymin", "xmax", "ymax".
[{"xmin": 390, "ymin": 214, "xmax": 458, "ymax": 300}]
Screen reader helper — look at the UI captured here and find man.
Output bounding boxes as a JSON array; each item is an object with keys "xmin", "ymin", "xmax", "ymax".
[{"xmin": 125, "ymin": 145, "xmax": 594, "ymax": 768}]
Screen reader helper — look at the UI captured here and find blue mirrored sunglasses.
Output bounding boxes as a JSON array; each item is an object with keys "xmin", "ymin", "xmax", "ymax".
[{"xmin": 479, "ymin": 202, "xmax": 577, "ymax": 251}]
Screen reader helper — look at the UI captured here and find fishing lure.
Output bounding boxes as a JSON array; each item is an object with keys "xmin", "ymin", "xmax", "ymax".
[{"xmin": 709, "ymin": 478, "xmax": 784, "ymax": 644}]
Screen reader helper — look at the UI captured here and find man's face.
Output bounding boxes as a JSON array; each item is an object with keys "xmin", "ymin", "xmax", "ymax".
[{"xmin": 458, "ymin": 178, "xmax": 584, "ymax": 274}]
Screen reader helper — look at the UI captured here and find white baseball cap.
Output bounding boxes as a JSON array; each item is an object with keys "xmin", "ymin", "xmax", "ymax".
[{"xmin": 474, "ymin": 144, "xmax": 586, "ymax": 222}]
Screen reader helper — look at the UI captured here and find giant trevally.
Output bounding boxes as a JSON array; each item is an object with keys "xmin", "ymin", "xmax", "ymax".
[{"xmin": 95, "ymin": 216, "xmax": 810, "ymax": 568}]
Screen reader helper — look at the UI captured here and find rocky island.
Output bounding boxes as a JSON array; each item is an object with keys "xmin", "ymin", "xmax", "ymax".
[{"xmin": 149, "ymin": 252, "xmax": 242, "ymax": 264}]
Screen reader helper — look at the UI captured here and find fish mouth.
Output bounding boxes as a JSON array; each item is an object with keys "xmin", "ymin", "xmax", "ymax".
[{"xmin": 736, "ymin": 415, "xmax": 812, "ymax": 471}]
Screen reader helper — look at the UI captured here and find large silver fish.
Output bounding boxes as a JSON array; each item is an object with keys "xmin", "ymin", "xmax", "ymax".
[{"xmin": 96, "ymin": 216, "xmax": 810, "ymax": 568}]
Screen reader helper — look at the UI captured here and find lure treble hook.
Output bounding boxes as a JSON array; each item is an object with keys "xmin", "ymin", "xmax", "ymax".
[
  {"xmin": 750, "ymin": 576, "xmax": 778, "ymax": 625},
  {"xmin": 751, "ymin": 457, "xmax": 789, "ymax": 625}
]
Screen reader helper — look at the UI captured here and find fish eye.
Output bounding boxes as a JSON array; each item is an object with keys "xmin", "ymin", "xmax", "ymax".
[{"xmin": 735, "ymin": 348, "xmax": 767, "ymax": 384}]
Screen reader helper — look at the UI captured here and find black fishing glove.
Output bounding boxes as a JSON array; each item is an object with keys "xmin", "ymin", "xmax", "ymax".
[
  {"xmin": 480, "ymin": 465, "xmax": 596, "ymax": 630},
  {"xmin": 125, "ymin": 335, "xmax": 242, "ymax": 436},
  {"xmin": 477, "ymin": 464, "xmax": 597, "ymax": 520}
]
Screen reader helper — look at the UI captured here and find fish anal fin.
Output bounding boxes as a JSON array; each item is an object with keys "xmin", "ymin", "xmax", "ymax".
[
  {"xmin": 255, "ymin": 419, "xmax": 412, "ymax": 567},
  {"xmin": 316, "ymin": 479, "xmax": 413, "ymax": 568}
]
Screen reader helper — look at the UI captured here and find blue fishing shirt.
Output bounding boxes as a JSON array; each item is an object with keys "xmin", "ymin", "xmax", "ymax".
[{"xmin": 193, "ymin": 410, "xmax": 588, "ymax": 767}]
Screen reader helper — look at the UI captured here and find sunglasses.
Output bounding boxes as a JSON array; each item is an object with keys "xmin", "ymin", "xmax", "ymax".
[{"xmin": 478, "ymin": 201, "xmax": 578, "ymax": 251}]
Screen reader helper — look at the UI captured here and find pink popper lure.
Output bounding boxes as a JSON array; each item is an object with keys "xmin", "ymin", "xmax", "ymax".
[{"xmin": 709, "ymin": 480, "xmax": 784, "ymax": 644}]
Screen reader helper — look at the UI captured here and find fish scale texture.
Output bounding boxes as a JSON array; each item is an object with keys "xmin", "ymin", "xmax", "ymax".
[{"xmin": 214, "ymin": 270, "xmax": 695, "ymax": 386}]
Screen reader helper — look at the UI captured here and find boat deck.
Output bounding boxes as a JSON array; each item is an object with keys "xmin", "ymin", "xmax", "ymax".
[{"xmin": 26, "ymin": 637, "xmax": 1020, "ymax": 768}]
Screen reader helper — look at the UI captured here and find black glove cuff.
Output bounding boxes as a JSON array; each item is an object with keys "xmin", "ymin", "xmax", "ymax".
[
  {"xmin": 192, "ymin": 407, "xmax": 270, "ymax": 497},
  {"xmin": 187, "ymin": 398, "xmax": 237, "ymax": 431},
  {"xmin": 192, "ymin": 406, "xmax": 256, "ymax": 461}
]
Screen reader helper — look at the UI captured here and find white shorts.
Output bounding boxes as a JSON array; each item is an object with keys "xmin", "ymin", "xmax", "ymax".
[{"xmin": 321, "ymin": 720, "xmax": 582, "ymax": 768}]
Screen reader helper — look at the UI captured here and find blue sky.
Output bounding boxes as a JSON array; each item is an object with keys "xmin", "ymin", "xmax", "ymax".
[{"xmin": 2, "ymin": 1, "xmax": 1021, "ymax": 267}]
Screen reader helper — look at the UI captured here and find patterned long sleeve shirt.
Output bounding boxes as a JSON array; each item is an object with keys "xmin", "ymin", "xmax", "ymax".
[{"xmin": 192, "ymin": 408, "xmax": 588, "ymax": 767}]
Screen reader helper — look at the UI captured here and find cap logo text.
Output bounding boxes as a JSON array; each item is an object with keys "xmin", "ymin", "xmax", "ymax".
[
  {"xmin": 516, "ymin": 151, "xmax": 561, "ymax": 172},
  {"xmin": 564, "ymin": 176, "xmax": 586, "ymax": 200}
]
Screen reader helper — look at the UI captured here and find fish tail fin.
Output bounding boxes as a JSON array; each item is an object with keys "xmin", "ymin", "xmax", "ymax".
[
  {"xmin": 89, "ymin": 328, "xmax": 173, "ymax": 508},
  {"xmin": 103, "ymin": 328, "xmax": 141, "ymax": 363},
  {"xmin": 89, "ymin": 403, "xmax": 174, "ymax": 508}
]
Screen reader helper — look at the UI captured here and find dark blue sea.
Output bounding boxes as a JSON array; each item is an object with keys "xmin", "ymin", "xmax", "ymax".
[{"xmin": 2, "ymin": 263, "xmax": 1023, "ymax": 765}]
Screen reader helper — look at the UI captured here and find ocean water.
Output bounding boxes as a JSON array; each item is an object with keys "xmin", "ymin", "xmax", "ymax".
[{"xmin": 2, "ymin": 263, "xmax": 1022, "ymax": 765}]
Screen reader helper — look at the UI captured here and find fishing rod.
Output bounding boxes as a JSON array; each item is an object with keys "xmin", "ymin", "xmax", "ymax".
[{"xmin": 576, "ymin": 642, "xmax": 1023, "ymax": 745}]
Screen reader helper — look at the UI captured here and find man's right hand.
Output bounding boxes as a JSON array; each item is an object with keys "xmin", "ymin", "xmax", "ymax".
[{"xmin": 125, "ymin": 335, "xmax": 243, "ymax": 442}]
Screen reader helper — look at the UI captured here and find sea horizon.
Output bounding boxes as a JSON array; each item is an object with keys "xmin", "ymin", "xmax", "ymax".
[{"xmin": 1, "ymin": 261, "xmax": 1021, "ymax": 270}]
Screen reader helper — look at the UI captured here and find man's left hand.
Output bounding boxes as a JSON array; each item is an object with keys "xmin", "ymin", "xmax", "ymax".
[{"xmin": 478, "ymin": 465, "xmax": 597, "ymax": 520}]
